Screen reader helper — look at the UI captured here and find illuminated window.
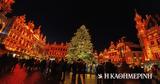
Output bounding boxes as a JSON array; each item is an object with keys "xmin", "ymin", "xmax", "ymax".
[
  {"xmin": 154, "ymin": 33, "xmax": 158, "ymax": 37},
  {"xmin": 148, "ymin": 35, "xmax": 152, "ymax": 40}
]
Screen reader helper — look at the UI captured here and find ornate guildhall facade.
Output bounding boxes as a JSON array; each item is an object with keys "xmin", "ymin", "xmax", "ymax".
[
  {"xmin": 0, "ymin": 15, "xmax": 46, "ymax": 58},
  {"xmin": 98, "ymin": 37, "xmax": 142, "ymax": 65},
  {"xmin": 135, "ymin": 12, "xmax": 160, "ymax": 61},
  {"xmin": 45, "ymin": 42, "xmax": 68, "ymax": 58}
]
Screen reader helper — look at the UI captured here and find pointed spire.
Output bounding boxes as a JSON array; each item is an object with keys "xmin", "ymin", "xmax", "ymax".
[
  {"xmin": 27, "ymin": 21, "xmax": 35, "ymax": 30},
  {"xmin": 134, "ymin": 9, "xmax": 142, "ymax": 22},
  {"xmin": 109, "ymin": 41, "xmax": 115, "ymax": 49},
  {"xmin": 54, "ymin": 42, "xmax": 57, "ymax": 45},
  {"xmin": 145, "ymin": 14, "xmax": 151, "ymax": 20},
  {"xmin": 43, "ymin": 36, "xmax": 46, "ymax": 43},
  {"xmin": 121, "ymin": 36, "xmax": 126, "ymax": 42},
  {"xmin": 34, "ymin": 26, "xmax": 41, "ymax": 35}
]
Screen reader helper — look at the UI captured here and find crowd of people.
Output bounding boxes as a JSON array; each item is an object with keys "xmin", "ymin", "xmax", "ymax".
[
  {"xmin": 0, "ymin": 53, "xmax": 93, "ymax": 84},
  {"xmin": 0, "ymin": 53, "xmax": 160, "ymax": 84},
  {"xmin": 0, "ymin": 53, "xmax": 18, "ymax": 76},
  {"xmin": 0, "ymin": 53, "xmax": 68, "ymax": 83}
]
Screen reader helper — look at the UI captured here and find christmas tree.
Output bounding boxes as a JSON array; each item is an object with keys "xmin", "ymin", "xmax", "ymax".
[{"xmin": 66, "ymin": 25, "xmax": 94, "ymax": 63}]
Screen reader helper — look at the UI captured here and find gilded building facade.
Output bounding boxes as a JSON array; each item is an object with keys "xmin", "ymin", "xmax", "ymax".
[
  {"xmin": 99, "ymin": 37, "xmax": 142, "ymax": 65},
  {"xmin": 135, "ymin": 12, "xmax": 160, "ymax": 61},
  {"xmin": 0, "ymin": 15, "xmax": 46, "ymax": 58},
  {"xmin": 0, "ymin": 0, "xmax": 68, "ymax": 59},
  {"xmin": 45, "ymin": 42, "xmax": 68, "ymax": 58}
]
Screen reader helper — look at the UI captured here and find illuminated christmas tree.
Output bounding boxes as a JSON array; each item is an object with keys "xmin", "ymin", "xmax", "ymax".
[{"xmin": 66, "ymin": 25, "xmax": 94, "ymax": 63}]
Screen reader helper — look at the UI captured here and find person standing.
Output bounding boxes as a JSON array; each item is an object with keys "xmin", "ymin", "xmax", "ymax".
[
  {"xmin": 76, "ymin": 59, "xmax": 84, "ymax": 84},
  {"xmin": 71, "ymin": 60, "xmax": 77, "ymax": 84},
  {"xmin": 61, "ymin": 58, "xmax": 67, "ymax": 81}
]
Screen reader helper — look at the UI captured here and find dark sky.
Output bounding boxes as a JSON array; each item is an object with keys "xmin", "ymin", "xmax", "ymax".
[{"xmin": 9, "ymin": 0, "xmax": 160, "ymax": 51}]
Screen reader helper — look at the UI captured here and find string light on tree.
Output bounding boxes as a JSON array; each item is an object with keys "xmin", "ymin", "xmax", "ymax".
[{"xmin": 66, "ymin": 25, "xmax": 95, "ymax": 63}]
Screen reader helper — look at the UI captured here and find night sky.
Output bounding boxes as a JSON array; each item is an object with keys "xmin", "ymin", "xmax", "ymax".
[{"xmin": 8, "ymin": 0, "xmax": 160, "ymax": 51}]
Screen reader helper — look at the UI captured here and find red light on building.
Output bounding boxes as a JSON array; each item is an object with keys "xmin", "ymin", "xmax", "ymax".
[
  {"xmin": 0, "ymin": 15, "xmax": 46, "ymax": 58},
  {"xmin": 134, "ymin": 11, "xmax": 160, "ymax": 61},
  {"xmin": 45, "ymin": 42, "xmax": 68, "ymax": 58},
  {"xmin": 99, "ymin": 37, "xmax": 142, "ymax": 65}
]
